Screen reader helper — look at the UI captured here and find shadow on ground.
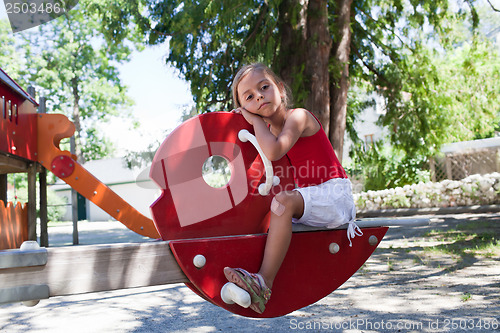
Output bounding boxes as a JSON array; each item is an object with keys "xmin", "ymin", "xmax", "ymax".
[{"xmin": 2, "ymin": 213, "xmax": 499, "ymax": 332}]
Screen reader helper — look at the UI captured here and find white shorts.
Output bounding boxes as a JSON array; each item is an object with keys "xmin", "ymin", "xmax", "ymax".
[{"xmin": 292, "ymin": 178, "xmax": 356, "ymax": 229}]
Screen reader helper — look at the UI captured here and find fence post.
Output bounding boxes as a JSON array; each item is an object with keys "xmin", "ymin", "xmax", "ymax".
[
  {"xmin": 70, "ymin": 136, "xmax": 79, "ymax": 245},
  {"xmin": 37, "ymin": 96, "xmax": 49, "ymax": 247},
  {"xmin": 496, "ymin": 148, "xmax": 500, "ymax": 173},
  {"xmin": 0, "ymin": 175, "xmax": 6, "ymax": 203},
  {"xmin": 445, "ymin": 154, "xmax": 452, "ymax": 180},
  {"xmin": 429, "ymin": 157, "xmax": 436, "ymax": 182},
  {"xmin": 27, "ymin": 163, "xmax": 37, "ymax": 241}
]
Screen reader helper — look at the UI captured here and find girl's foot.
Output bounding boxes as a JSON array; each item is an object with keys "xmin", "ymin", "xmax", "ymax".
[{"xmin": 223, "ymin": 267, "xmax": 271, "ymax": 314}]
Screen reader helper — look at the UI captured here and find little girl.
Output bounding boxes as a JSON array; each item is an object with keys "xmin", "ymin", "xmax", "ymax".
[{"xmin": 225, "ymin": 63, "xmax": 360, "ymax": 314}]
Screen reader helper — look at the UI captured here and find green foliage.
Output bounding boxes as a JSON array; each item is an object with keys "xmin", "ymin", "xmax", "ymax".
[
  {"xmin": 147, "ymin": 0, "xmax": 281, "ymax": 111},
  {"xmin": 94, "ymin": 0, "xmax": 312, "ymax": 111},
  {"xmin": 345, "ymin": 85, "xmax": 377, "ymax": 146},
  {"xmin": 0, "ymin": 20, "xmax": 26, "ymax": 80},
  {"xmin": 47, "ymin": 190, "xmax": 67, "ymax": 222},
  {"xmin": 347, "ymin": 1, "xmax": 499, "ymax": 188},
  {"xmin": 6, "ymin": 174, "xmax": 67, "ymax": 222},
  {"xmin": 123, "ymin": 141, "xmax": 160, "ymax": 169},
  {"xmin": 71, "ymin": 0, "xmax": 500, "ymax": 185},
  {"xmin": 3, "ymin": 1, "xmax": 141, "ymax": 162},
  {"xmin": 434, "ymin": 40, "xmax": 500, "ymax": 140},
  {"xmin": 97, "ymin": 1, "xmax": 495, "ymax": 143},
  {"xmin": 79, "ymin": 127, "xmax": 117, "ymax": 161},
  {"xmin": 348, "ymin": 140, "xmax": 430, "ymax": 190},
  {"xmin": 375, "ymin": 35, "xmax": 499, "ymax": 158},
  {"xmin": 352, "ymin": 1, "xmax": 499, "ymax": 160}
]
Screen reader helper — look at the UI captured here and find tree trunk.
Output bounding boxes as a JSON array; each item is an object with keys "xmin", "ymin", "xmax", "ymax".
[
  {"xmin": 276, "ymin": 0, "xmax": 308, "ymax": 105},
  {"xmin": 329, "ymin": 0, "xmax": 353, "ymax": 163},
  {"xmin": 304, "ymin": 0, "xmax": 332, "ymax": 131},
  {"xmin": 71, "ymin": 77, "xmax": 84, "ymax": 163}
]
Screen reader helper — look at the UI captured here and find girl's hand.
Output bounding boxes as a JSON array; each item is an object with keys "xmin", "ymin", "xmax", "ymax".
[{"xmin": 232, "ymin": 107, "xmax": 261, "ymax": 125}]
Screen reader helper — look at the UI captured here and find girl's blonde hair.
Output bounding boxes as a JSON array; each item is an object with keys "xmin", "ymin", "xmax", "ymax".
[{"xmin": 231, "ymin": 63, "xmax": 292, "ymax": 109}]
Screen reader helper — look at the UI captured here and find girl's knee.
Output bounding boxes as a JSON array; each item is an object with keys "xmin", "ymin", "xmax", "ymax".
[
  {"xmin": 271, "ymin": 196, "xmax": 286, "ymax": 216},
  {"xmin": 273, "ymin": 191, "xmax": 292, "ymax": 207},
  {"xmin": 271, "ymin": 191, "xmax": 303, "ymax": 217}
]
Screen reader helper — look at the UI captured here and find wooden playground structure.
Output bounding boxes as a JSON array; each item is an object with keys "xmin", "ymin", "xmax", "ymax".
[{"xmin": 0, "ymin": 67, "xmax": 428, "ymax": 318}]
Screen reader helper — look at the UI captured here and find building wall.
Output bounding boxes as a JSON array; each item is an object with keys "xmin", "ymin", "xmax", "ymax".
[
  {"xmin": 343, "ymin": 93, "xmax": 388, "ymax": 162},
  {"xmin": 51, "ymin": 158, "xmax": 160, "ymax": 221}
]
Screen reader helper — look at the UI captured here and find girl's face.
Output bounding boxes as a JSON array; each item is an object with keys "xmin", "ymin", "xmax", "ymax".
[{"xmin": 236, "ymin": 70, "xmax": 284, "ymax": 117}]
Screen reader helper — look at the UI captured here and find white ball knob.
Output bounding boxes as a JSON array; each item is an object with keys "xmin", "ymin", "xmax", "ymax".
[{"xmin": 193, "ymin": 254, "xmax": 206, "ymax": 269}]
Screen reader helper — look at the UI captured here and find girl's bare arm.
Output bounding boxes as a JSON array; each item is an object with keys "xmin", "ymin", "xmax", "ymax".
[{"xmin": 251, "ymin": 109, "xmax": 310, "ymax": 161}]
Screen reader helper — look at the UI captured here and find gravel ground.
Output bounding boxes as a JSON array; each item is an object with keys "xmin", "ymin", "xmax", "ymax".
[{"xmin": 1, "ymin": 212, "xmax": 499, "ymax": 332}]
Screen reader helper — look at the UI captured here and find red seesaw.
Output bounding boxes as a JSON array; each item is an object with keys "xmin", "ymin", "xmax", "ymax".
[{"xmin": 0, "ymin": 67, "xmax": 428, "ymax": 317}]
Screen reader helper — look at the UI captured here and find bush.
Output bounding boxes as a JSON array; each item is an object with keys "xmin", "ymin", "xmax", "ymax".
[
  {"xmin": 47, "ymin": 189, "xmax": 67, "ymax": 222},
  {"xmin": 7, "ymin": 174, "xmax": 67, "ymax": 222},
  {"xmin": 346, "ymin": 141, "xmax": 430, "ymax": 191},
  {"xmin": 354, "ymin": 173, "xmax": 500, "ymax": 211}
]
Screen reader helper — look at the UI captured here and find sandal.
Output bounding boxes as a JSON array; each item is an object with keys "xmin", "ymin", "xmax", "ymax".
[{"xmin": 223, "ymin": 267, "xmax": 271, "ymax": 314}]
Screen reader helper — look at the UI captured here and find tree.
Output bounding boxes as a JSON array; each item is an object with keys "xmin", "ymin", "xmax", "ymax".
[
  {"xmin": 345, "ymin": 1, "xmax": 499, "ymax": 189},
  {"xmin": 364, "ymin": 2, "xmax": 500, "ymax": 158},
  {"xmin": 91, "ymin": 0, "xmax": 337, "ymax": 147},
  {"xmin": 0, "ymin": 20, "xmax": 27, "ymax": 81},
  {"xmin": 91, "ymin": 0, "xmax": 490, "ymax": 164},
  {"xmin": 329, "ymin": 0, "xmax": 353, "ymax": 159},
  {"xmin": 13, "ymin": 1, "xmax": 141, "ymax": 162}
]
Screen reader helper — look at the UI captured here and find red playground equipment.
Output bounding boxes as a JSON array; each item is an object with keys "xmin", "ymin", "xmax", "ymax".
[{"xmin": 0, "ymin": 67, "xmax": 428, "ymax": 317}]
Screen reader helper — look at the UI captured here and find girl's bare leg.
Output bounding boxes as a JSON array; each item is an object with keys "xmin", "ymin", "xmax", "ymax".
[{"xmin": 258, "ymin": 191, "xmax": 304, "ymax": 288}]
